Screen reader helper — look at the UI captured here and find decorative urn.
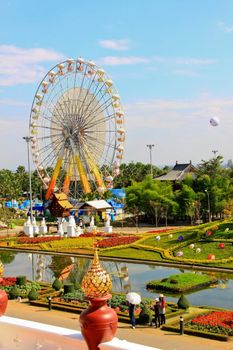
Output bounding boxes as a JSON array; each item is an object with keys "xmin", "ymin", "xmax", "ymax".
[
  {"xmin": 80, "ymin": 247, "xmax": 118, "ymax": 350},
  {"xmin": 0, "ymin": 261, "xmax": 8, "ymax": 317}
]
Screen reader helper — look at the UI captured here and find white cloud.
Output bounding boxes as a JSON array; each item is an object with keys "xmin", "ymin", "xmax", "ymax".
[
  {"xmin": 99, "ymin": 39, "xmax": 130, "ymax": 51},
  {"xmin": 218, "ymin": 21, "xmax": 233, "ymax": 33},
  {"xmin": 0, "ymin": 45, "xmax": 64, "ymax": 86},
  {"xmin": 97, "ymin": 55, "xmax": 215, "ymax": 67},
  {"xmin": 98, "ymin": 56, "xmax": 150, "ymax": 65},
  {"xmin": 154, "ymin": 56, "xmax": 215, "ymax": 65}
]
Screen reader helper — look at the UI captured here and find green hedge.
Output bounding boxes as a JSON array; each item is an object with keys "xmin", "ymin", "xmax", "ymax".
[{"xmin": 161, "ymin": 325, "xmax": 228, "ymax": 341}]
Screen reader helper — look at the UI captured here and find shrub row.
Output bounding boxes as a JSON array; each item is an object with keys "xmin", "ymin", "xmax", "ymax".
[{"xmin": 161, "ymin": 325, "xmax": 228, "ymax": 341}]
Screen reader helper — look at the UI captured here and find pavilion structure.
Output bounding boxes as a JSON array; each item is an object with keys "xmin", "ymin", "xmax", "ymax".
[{"xmin": 154, "ymin": 161, "xmax": 196, "ymax": 182}]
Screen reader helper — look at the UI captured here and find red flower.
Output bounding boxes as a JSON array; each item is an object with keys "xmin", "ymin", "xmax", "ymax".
[
  {"xmin": 191, "ymin": 311, "xmax": 233, "ymax": 331},
  {"xmin": 98, "ymin": 236, "xmax": 139, "ymax": 248}
]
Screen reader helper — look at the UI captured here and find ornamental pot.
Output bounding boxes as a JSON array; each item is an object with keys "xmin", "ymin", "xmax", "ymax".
[
  {"xmin": 0, "ymin": 289, "xmax": 8, "ymax": 316},
  {"xmin": 79, "ymin": 294, "xmax": 118, "ymax": 350}
]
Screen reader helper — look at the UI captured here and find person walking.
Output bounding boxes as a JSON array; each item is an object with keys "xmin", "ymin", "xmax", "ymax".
[
  {"xmin": 151, "ymin": 298, "xmax": 160, "ymax": 327},
  {"xmin": 128, "ymin": 302, "xmax": 136, "ymax": 329},
  {"xmin": 159, "ymin": 294, "xmax": 166, "ymax": 325}
]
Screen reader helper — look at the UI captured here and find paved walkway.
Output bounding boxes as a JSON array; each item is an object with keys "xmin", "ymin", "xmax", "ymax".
[{"xmin": 5, "ymin": 300, "xmax": 233, "ymax": 350}]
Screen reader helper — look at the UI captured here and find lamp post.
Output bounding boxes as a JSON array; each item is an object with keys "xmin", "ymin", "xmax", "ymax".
[
  {"xmin": 23, "ymin": 136, "xmax": 36, "ymax": 281},
  {"xmin": 204, "ymin": 189, "xmax": 211, "ymax": 222},
  {"xmin": 23, "ymin": 136, "xmax": 33, "ymax": 223},
  {"xmin": 146, "ymin": 144, "xmax": 154, "ymax": 177}
]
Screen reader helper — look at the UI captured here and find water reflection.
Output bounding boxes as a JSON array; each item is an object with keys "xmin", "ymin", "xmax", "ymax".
[
  {"xmin": 2, "ymin": 251, "xmax": 233, "ymax": 310},
  {"xmin": 0, "ymin": 251, "xmax": 15, "ymax": 264}
]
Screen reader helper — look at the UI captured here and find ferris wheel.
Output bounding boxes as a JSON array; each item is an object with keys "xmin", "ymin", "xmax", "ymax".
[{"xmin": 29, "ymin": 58, "xmax": 125, "ymax": 199}]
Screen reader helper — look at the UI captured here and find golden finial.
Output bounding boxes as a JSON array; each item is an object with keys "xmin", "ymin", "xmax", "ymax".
[{"xmin": 81, "ymin": 245, "xmax": 112, "ymax": 298}]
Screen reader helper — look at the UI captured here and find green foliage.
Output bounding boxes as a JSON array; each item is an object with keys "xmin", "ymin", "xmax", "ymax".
[
  {"xmin": 114, "ymin": 162, "xmax": 163, "ymax": 188},
  {"xmin": 138, "ymin": 304, "xmax": 153, "ymax": 324},
  {"xmin": 52, "ymin": 278, "xmax": 63, "ymax": 291},
  {"xmin": 110, "ymin": 294, "xmax": 127, "ymax": 308},
  {"xmin": 177, "ymin": 294, "xmax": 190, "ymax": 309},
  {"xmin": 0, "ymin": 251, "xmax": 15, "ymax": 264},
  {"xmin": 62, "ymin": 288, "xmax": 85, "ymax": 302},
  {"xmin": 28, "ymin": 288, "xmax": 39, "ymax": 300},
  {"xmin": 94, "ymin": 214, "xmax": 101, "ymax": 226},
  {"xmin": 126, "ymin": 176, "xmax": 178, "ymax": 225},
  {"xmin": 63, "ymin": 283, "xmax": 75, "ymax": 294},
  {"xmin": 0, "ymin": 208, "xmax": 17, "ymax": 224},
  {"xmin": 8, "ymin": 285, "xmax": 20, "ymax": 299},
  {"xmin": 16, "ymin": 275, "xmax": 27, "ymax": 286}
]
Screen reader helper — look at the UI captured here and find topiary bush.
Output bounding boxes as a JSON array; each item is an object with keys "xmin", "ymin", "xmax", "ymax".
[
  {"xmin": 177, "ymin": 294, "xmax": 190, "ymax": 310},
  {"xmin": 63, "ymin": 283, "xmax": 75, "ymax": 294},
  {"xmin": 138, "ymin": 304, "xmax": 153, "ymax": 325},
  {"xmin": 170, "ymin": 279, "xmax": 178, "ymax": 284},
  {"xmin": 28, "ymin": 288, "xmax": 39, "ymax": 301},
  {"xmin": 52, "ymin": 278, "xmax": 63, "ymax": 291},
  {"xmin": 8, "ymin": 285, "xmax": 20, "ymax": 299},
  {"xmin": 16, "ymin": 275, "xmax": 26, "ymax": 286}
]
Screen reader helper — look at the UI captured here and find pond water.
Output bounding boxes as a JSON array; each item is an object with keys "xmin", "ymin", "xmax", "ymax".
[{"xmin": 2, "ymin": 251, "xmax": 233, "ymax": 310}]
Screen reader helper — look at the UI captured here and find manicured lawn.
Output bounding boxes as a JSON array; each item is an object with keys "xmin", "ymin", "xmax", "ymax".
[
  {"xmin": 176, "ymin": 241, "xmax": 233, "ymax": 260},
  {"xmin": 141, "ymin": 230, "xmax": 200, "ymax": 249},
  {"xmin": 146, "ymin": 272, "xmax": 217, "ymax": 293},
  {"xmin": 100, "ymin": 247, "xmax": 164, "ymax": 261}
]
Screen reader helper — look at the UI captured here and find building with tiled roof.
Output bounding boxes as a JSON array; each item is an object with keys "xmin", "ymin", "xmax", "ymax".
[{"xmin": 154, "ymin": 161, "xmax": 196, "ymax": 181}]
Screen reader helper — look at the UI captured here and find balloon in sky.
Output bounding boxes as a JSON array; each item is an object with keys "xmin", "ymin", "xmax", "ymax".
[{"xmin": 209, "ymin": 116, "xmax": 220, "ymax": 127}]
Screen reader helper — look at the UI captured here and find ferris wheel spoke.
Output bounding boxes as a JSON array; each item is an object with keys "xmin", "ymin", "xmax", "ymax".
[
  {"xmin": 79, "ymin": 78, "xmax": 107, "ymax": 121},
  {"xmin": 84, "ymin": 96, "xmax": 113, "ymax": 125},
  {"xmin": 76, "ymin": 71, "xmax": 98, "ymax": 118},
  {"xmin": 35, "ymin": 125, "xmax": 63, "ymax": 132},
  {"xmin": 38, "ymin": 135, "xmax": 64, "ymax": 159},
  {"xmin": 81, "ymin": 88, "xmax": 108, "ymax": 123},
  {"xmin": 39, "ymin": 113, "xmax": 63, "ymax": 130},
  {"xmin": 85, "ymin": 113, "xmax": 115, "ymax": 130},
  {"xmin": 73, "ymin": 64, "xmax": 88, "ymax": 119},
  {"xmin": 38, "ymin": 141, "xmax": 64, "ymax": 171},
  {"xmin": 86, "ymin": 138, "xmax": 115, "ymax": 161},
  {"xmin": 35, "ymin": 133, "xmax": 62, "ymax": 141}
]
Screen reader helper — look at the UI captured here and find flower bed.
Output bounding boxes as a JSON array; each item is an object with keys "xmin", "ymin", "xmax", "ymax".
[
  {"xmin": 79, "ymin": 232, "xmax": 119, "ymax": 238},
  {"xmin": 98, "ymin": 236, "xmax": 139, "ymax": 248},
  {"xmin": 0, "ymin": 277, "xmax": 16, "ymax": 287},
  {"xmin": 146, "ymin": 228, "xmax": 176, "ymax": 234},
  {"xmin": 187, "ymin": 311, "xmax": 233, "ymax": 336},
  {"xmin": 0, "ymin": 276, "xmax": 41, "ymax": 298},
  {"xmin": 17, "ymin": 237, "xmax": 62, "ymax": 244}
]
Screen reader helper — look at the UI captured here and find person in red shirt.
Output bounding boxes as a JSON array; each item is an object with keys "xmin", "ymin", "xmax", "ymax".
[{"xmin": 159, "ymin": 294, "xmax": 166, "ymax": 325}]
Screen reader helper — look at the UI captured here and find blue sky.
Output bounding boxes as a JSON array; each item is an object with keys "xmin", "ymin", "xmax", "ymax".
[{"xmin": 1, "ymin": 0, "xmax": 233, "ymax": 170}]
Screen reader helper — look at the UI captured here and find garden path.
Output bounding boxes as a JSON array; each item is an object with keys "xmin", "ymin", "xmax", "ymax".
[{"xmin": 5, "ymin": 300, "xmax": 233, "ymax": 350}]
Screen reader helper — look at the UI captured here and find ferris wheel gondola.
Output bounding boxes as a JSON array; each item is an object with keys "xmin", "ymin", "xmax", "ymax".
[{"xmin": 29, "ymin": 58, "xmax": 125, "ymax": 199}]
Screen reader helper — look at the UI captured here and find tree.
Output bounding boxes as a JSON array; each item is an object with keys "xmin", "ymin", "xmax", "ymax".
[
  {"xmin": 175, "ymin": 184, "xmax": 196, "ymax": 223},
  {"xmin": 0, "ymin": 169, "xmax": 21, "ymax": 197},
  {"xmin": 114, "ymin": 162, "xmax": 162, "ymax": 188},
  {"xmin": 126, "ymin": 176, "xmax": 177, "ymax": 226},
  {"xmin": 195, "ymin": 156, "xmax": 233, "ymax": 219}
]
